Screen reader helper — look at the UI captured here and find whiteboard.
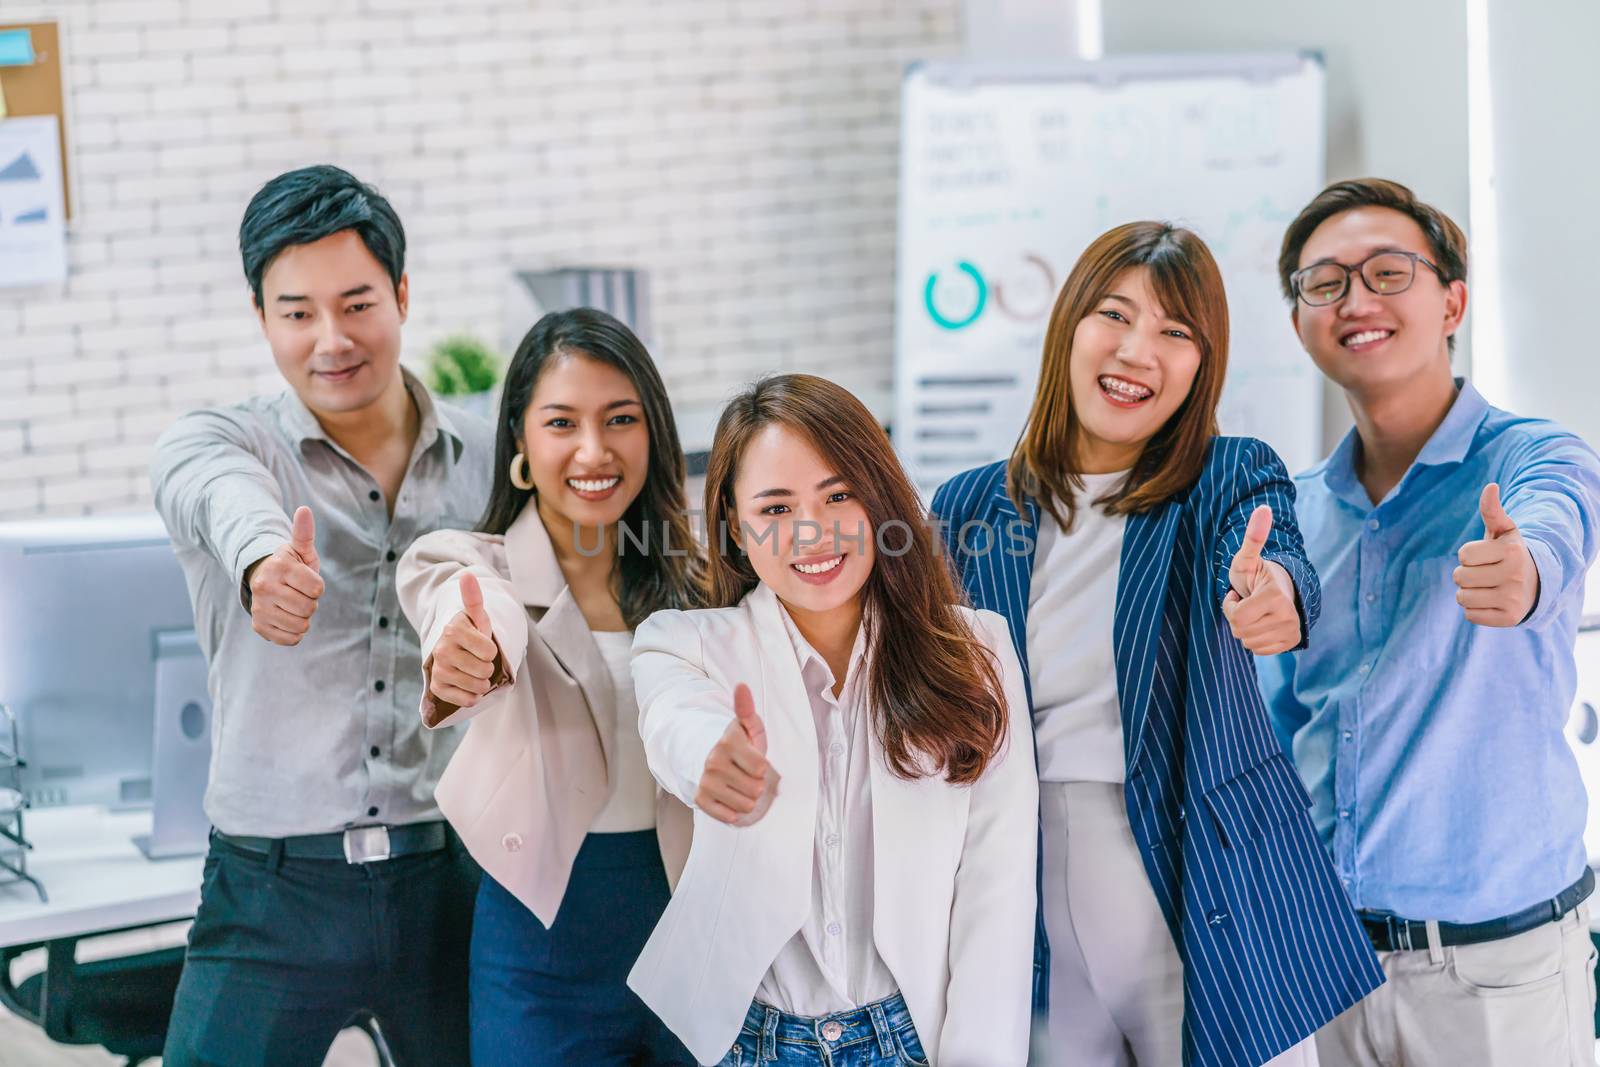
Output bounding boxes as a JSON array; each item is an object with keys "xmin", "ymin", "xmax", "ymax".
[{"xmin": 894, "ymin": 54, "xmax": 1326, "ymax": 490}]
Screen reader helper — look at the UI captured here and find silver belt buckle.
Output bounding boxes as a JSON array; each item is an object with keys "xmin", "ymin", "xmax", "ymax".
[{"xmin": 343, "ymin": 825, "xmax": 392, "ymax": 864}]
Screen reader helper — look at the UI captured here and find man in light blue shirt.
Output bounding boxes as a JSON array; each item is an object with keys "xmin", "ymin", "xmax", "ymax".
[{"xmin": 1260, "ymin": 178, "xmax": 1600, "ymax": 1066}]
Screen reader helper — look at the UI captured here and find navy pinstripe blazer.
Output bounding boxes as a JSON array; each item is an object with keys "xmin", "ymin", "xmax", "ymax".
[{"xmin": 932, "ymin": 437, "xmax": 1382, "ymax": 1067}]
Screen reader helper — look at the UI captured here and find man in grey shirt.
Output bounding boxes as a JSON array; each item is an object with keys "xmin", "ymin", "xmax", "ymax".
[{"xmin": 151, "ymin": 165, "xmax": 493, "ymax": 1066}]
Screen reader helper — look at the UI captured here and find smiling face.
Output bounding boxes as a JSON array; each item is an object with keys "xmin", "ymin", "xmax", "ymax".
[
  {"xmin": 731, "ymin": 423, "xmax": 875, "ymax": 620},
  {"xmin": 1067, "ymin": 266, "xmax": 1203, "ymax": 472},
  {"xmin": 256, "ymin": 230, "xmax": 408, "ymax": 418},
  {"xmin": 1291, "ymin": 206, "xmax": 1467, "ymax": 396},
  {"xmin": 519, "ymin": 353, "xmax": 650, "ymax": 531}
]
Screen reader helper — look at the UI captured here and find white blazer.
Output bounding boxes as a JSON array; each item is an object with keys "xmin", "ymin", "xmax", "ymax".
[
  {"xmin": 396, "ymin": 508, "xmax": 691, "ymax": 927},
  {"xmin": 627, "ymin": 583, "xmax": 1038, "ymax": 1066}
]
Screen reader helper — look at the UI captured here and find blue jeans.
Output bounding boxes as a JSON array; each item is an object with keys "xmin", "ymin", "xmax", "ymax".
[
  {"xmin": 469, "ymin": 829, "xmax": 694, "ymax": 1066},
  {"xmin": 719, "ymin": 992, "xmax": 930, "ymax": 1066}
]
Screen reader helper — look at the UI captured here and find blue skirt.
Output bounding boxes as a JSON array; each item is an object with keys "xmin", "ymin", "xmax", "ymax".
[{"xmin": 469, "ymin": 829, "xmax": 694, "ymax": 1066}]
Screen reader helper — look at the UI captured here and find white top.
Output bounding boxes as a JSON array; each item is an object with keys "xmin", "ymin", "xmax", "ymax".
[
  {"xmin": 589, "ymin": 629, "xmax": 657, "ymax": 833},
  {"xmin": 1026, "ymin": 471, "xmax": 1129, "ymax": 784},
  {"xmin": 755, "ymin": 607, "xmax": 898, "ymax": 1016}
]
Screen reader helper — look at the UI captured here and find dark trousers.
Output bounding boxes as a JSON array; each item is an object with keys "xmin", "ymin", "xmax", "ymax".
[
  {"xmin": 470, "ymin": 829, "xmax": 694, "ymax": 1066},
  {"xmin": 162, "ymin": 828, "xmax": 478, "ymax": 1067}
]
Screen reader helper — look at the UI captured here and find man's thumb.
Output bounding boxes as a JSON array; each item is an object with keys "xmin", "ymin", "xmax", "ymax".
[
  {"xmin": 291, "ymin": 506, "xmax": 318, "ymax": 568},
  {"xmin": 1479, "ymin": 483, "xmax": 1517, "ymax": 540},
  {"xmin": 460, "ymin": 572, "xmax": 491, "ymax": 632},
  {"xmin": 733, "ymin": 683, "xmax": 766, "ymax": 754}
]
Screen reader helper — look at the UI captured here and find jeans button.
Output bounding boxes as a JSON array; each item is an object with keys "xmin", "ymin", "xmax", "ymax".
[{"xmin": 821, "ymin": 1020, "xmax": 844, "ymax": 1042}]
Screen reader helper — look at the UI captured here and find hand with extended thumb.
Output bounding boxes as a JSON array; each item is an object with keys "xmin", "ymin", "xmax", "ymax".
[{"xmin": 696, "ymin": 683, "xmax": 780, "ymax": 827}]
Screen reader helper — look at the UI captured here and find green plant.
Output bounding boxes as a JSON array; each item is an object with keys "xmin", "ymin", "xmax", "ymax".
[{"xmin": 425, "ymin": 334, "xmax": 502, "ymax": 396}]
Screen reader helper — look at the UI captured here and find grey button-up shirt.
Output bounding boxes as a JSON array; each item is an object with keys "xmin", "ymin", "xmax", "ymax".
[{"xmin": 151, "ymin": 371, "xmax": 493, "ymax": 837}]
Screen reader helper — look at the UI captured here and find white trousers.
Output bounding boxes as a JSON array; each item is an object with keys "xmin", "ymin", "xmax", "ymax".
[{"xmin": 1036, "ymin": 780, "xmax": 1318, "ymax": 1067}]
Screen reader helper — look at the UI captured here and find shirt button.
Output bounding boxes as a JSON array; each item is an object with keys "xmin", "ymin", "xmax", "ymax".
[
  {"xmin": 1339, "ymin": 808, "xmax": 1351, "ymax": 820},
  {"xmin": 1206, "ymin": 908, "xmax": 1229, "ymax": 927},
  {"xmin": 374, "ymin": 680, "xmax": 386, "ymax": 692},
  {"xmin": 379, "ymin": 616, "xmax": 389, "ymax": 629},
  {"xmin": 1342, "ymin": 730, "xmax": 1353, "ymax": 742},
  {"xmin": 386, "ymin": 549, "xmax": 397, "ymax": 562},
  {"xmin": 826, "ymin": 921, "xmax": 841, "ymax": 936},
  {"xmin": 502, "ymin": 832, "xmax": 522, "ymax": 852},
  {"xmin": 1365, "ymin": 593, "xmax": 1376, "ymax": 603},
  {"xmin": 369, "ymin": 490, "xmax": 380, "ymax": 501},
  {"xmin": 829, "ymin": 742, "xmax": 844, "ymax": 757},
  {"xmin": 1367, "ymin": 519, "xmax": 1380, "ymax": 531},
  {"xmin": 826, "ymin": 833, "xmax": 840, "ymax": 847},
  {"xmin": 367, "ymin": 806, "xmax": 379, "ymax": 817},
  {"xmin": 1358, "ymin": 663, "xmax": 1370, "ymax": 675},
  {"xmin": 370, "ymin": 746, "xmax": 380, "ymax": 758}
]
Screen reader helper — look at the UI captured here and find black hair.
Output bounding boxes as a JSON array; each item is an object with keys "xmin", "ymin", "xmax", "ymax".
[
  {"xmin": 239, "ymin": 165, "xmax": 406, "ymax": 306},
  {"xmin": 479, "ymin": 308, "xmax": 706, "ymax": 626},
  {"xmin": 1279, "ymin": 178, "xmax": 1468, "ymax": 352}
]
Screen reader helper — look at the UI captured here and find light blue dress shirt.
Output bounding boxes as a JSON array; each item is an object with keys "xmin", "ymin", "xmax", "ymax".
[{"xmin": 1258, "ymin": 379, "xmax": 1600, "ymax": 923}]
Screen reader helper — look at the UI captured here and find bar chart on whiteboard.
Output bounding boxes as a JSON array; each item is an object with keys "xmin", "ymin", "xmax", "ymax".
[{"xmin": 894, "ymin": 54, "xmax": 1326, "ymax": 491}]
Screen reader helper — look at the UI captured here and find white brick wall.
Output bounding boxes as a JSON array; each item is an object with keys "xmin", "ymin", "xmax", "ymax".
[{"xmin": 0, "ymin": 0, "xmax": 962, "ymax": 518}]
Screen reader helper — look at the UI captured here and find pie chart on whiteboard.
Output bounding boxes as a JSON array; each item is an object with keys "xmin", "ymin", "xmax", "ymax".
[{"xmin": 923, "ymin": 261, "xmax": 986, "ymax": 330}]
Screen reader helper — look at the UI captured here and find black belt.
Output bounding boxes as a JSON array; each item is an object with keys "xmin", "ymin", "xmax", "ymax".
[
  {"xmin": 1360, "ymin": 867, "xmax": 1594, "ymax": 952},
  {"xmin": 214, "ymin": 820, "xmax": 449, "ymax": 864}
]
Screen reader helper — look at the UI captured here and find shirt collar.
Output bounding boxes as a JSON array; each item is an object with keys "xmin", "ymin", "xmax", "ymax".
[
  {"xmin": 774, "ymin": 593, "xmax": 868, "ymax": 700},
  {"xmin": 275, "ymin": 367, "xmax": 465, "ymax": 464},
  {"xmin": 1319, "ymin": 377, "xmax": 1489, "ymax": 505},
  {"xmin": 1411, "ymin": 377, "xmax": 1489, "ymax": 470}
]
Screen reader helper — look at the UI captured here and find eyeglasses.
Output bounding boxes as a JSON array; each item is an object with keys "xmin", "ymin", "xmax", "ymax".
[{"xmin": 1290, "ymin": 250, "xmax": 1448, "ymax": 308}]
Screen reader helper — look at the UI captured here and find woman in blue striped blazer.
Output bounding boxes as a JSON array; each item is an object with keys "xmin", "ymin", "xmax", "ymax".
[{"xmin": 932, "ymin": 222, "xmax": 1381, "ymax": 1067}]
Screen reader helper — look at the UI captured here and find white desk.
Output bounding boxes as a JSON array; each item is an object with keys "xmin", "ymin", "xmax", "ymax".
[{"xmin": 0, "ymin": 806, "xmax": 202, "ymax": 949}]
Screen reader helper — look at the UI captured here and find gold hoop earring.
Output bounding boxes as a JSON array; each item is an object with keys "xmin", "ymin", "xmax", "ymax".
[{"xmin": 509, "ymin": 453, "xmax": 534, "ymax": 491}]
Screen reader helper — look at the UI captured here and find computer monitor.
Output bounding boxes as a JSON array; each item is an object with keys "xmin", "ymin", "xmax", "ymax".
[{"xmin": 0, "ymin": 513, "xmax": 198, "ymax": 809}]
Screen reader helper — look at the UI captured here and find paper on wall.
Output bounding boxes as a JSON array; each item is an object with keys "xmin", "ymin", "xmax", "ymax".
[{"xmin": 0, "ymin": 115, "xmax": 66, "ymax": 288}]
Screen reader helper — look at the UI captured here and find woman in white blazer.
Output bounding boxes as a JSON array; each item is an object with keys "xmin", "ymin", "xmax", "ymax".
[
  {"xmin": 627, "ymin": 374, "xmax": 1039, "ymax": 1067},
  {"xmin": 396, "ymin": 309, "xmax": 703, "ymax": 1066}
]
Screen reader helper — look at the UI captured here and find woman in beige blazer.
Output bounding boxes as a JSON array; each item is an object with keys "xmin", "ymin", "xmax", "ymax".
[
  {"xmin": 627, "ymin": 375, "xmax": 1039, "ymax": 1066},
  {"xmin": 397, "ymin": 308, "xmax": 703, "ymax": 1066}
]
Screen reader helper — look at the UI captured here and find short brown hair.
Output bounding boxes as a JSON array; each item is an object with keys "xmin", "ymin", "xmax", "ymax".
[
  {"xmin": 704, "ymin": 374, "xmax": 1008, "ymax": 785},
  {"xmin": 1278, "ymin": 178, "xmax": 1469, "ymax": 302},
  {"xmin": 1009, "ymin": 221, "xmax": 1228, "ymax": 531}
]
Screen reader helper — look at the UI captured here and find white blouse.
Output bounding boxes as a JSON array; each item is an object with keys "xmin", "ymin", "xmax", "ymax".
[
  {"xmin": 589, "ymin": 628, "xmax": 658, "ymax": 833},
  {"xmin": 754, "ymin": 607, "xmax": 898, "ymax": 1016},
  {"xmin": 1026, "ymin": 470, "xmax": 1129, "ymax": 784}
]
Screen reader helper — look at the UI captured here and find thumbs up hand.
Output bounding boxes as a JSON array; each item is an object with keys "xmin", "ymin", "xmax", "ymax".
[
  {"xmin": 1222, "ymin": 505, "xmax": 1302, "ymax": 656},
  {"xmin": 1453, "ymin": 483, "xmax": 1540, "ymax": 627},
  {"xmin": 429, "ymin": 572, "xmax": 505, "ymax": 708},
  {"xmin": 696, "ymin": 683, "xmax": 781, "ymax": 827},
  {"xmin": 246, "ymin": 506, "xmax": 326, "ymax": 646}
]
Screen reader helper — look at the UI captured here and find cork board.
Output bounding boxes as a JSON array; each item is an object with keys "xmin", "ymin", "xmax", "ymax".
[{"xmin": 0, "ymin": 21, "xmax": 71, "ymax": 218}]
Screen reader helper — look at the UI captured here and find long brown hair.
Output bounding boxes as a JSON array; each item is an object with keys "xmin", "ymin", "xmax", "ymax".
[
  {"xmin": 479, "ymin": 308, "xmax": 704, "ymax": 626},
  {"xmin": 1009, "ymin": 221, "xmax": 1229, "ymax": 530},
  {"xmin": 704, "ymin": 374, "xmax": 1007, "ymax": 784}
]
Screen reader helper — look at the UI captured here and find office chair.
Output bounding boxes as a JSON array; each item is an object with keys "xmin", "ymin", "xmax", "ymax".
[
  {"xmin": 1, "ymin": 937, "xmax": 400, "ymax": 1066},
  {"xmin": 0, "ymin": 934, "xmax": 185, "ymax": 1066}
]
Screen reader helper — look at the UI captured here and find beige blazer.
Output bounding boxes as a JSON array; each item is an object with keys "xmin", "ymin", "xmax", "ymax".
[
  {"xmin": 397, "ymin": 507, "xmax": 691, "ymax": 926},
  {"xmin": 627, "ymin": 584, "xmax": 1038, "ymax": 1066}
]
